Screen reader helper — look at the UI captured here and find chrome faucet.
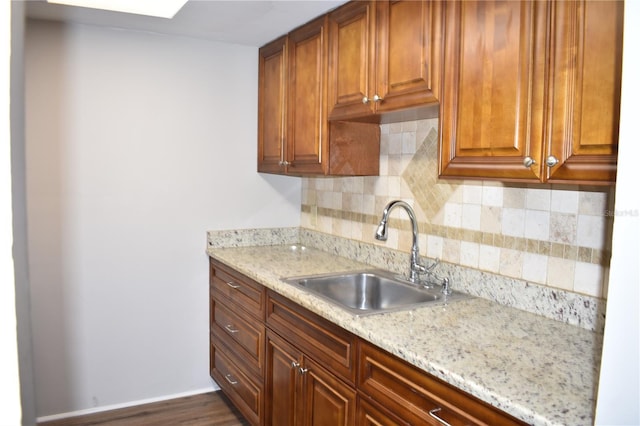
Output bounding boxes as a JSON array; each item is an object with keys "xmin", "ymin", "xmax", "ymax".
[{"xmin": 375, "ymin": 200, "xmax": 427, "ymax": 283}]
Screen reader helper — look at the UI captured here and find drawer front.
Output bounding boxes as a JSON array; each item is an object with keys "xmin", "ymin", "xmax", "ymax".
[
  {"xmin": 211, "ymin": 299, "xmax": 265, "ymax": 377},
  {"xmin": 266, "ymin": 291, "xmax": 356, "ymax": 384},
  {"xmin": 358, "ymin": 341, "xmax": 525, "ymax": 426},
  {"xmin": 211, "ymin": 342, "xmax": 263, "ymax": 426},
  {"xmin": 210, "ymin": 260, "xmax": 265, "ymax": 319}
]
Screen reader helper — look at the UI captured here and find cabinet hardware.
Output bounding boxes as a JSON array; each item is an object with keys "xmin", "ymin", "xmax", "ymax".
[
  {"xmin": 298, "ymin": 367, "xmax": 308, "ymax": 375},
  {"xmin": 278, "ymin": 160, "xmax": 291, "ymax": 166},
  {"xmin": 362, "ymin": 94, "xmax": 383, "ymax": 104},
  {"xmin": 224, "ymin": 324, "xmax": 239, "ymax": 334},
  {"xmin": 224, "ymin": 374, "xmax": 238, "ymax": 385},
  {"xmin": 546, "ymin": 155, "xmax": 559, "ymax": 167},
  {"xmin": 226, "ymin": 281, "xmax": 240, "ymax": 289},
  {"xmin": 522, "ymin": 156, "xmax": 536, "ymax": 168},
  {"xmin": 428, "ymin": 408, "xmax": 452, "ymax": 426},
  {"xmin": 291, "ymin": 361, "xmax": 300, "ymax": 369}
]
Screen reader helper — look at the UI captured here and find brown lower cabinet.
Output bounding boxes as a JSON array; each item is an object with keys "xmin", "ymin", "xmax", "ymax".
[{"xmin": 209, "ymin": 258, "xmax": 525, "ymax": 426}]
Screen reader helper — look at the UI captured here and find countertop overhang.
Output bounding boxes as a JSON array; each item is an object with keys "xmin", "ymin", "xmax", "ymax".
[{"xmin": 208, "ymin": 244, "xmax": 601, "ymax": 426}]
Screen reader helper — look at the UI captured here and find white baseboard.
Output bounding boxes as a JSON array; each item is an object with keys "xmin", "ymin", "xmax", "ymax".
[{"xmin": 36, "ymin": 384, "xmax": 220, "ymax": 423}]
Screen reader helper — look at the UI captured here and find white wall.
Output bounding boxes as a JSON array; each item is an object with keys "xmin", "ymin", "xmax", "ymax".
[
  {"xmin": 1, "ymin": 1, "xmax": 24, "ymax": 425},
  {"xmin": 25, "ymin": 20, "xmax": 301, "ymax": 417},
  {"xmin": 594, "ymin": 2, "xmax": 640, "ymax": 424}
]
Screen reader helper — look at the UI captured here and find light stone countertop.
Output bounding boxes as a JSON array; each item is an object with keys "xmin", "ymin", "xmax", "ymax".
[{"xmin": 207, "ymin": 244, "xmax": 601, "ymax": 426}]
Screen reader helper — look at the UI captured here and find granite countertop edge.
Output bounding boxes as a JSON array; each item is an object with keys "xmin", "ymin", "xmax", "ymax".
[{"xmin": 207, "ymin": 244, "xmax": 599, "ymax": 426}]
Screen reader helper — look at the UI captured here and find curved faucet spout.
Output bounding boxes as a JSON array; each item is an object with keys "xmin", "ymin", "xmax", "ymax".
[{"xmin": 375, "ymin": 200, "xmax": 424, "ymax": 282}]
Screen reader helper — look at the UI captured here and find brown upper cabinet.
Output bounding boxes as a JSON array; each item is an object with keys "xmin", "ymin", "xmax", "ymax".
[
  {"xmin": 439, "ymin": 0, "xmax": 623, "ymax": 185},
  {"xmin": 327, "ymin": 0, "xmax": 443, "ymax": 122},
  {"xmin": 258, "ymin": 16, "xmax": 380, "ymax": 177}
]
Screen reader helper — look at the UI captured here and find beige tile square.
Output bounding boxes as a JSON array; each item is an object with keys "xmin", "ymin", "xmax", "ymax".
[
  {"xmin": 482, "ymin": 184, "xmax": 504, "ymax": 207},
  {"xmin": 546, "ymin": 257, "xmax": 575, "ymax": 290},
  {"xmin": 442, "ymin": 239, "xmax": 461, "ymax": 263},
  {"xmin": 522, "ymin": 253, "xmax": 548, "ymax": 284},
  {"xmin": 479, "ymin": 244, "xmax": 501, "ymax": 273},
  {"xmin": 427, "ymin": 235, "xmax": 443, "ymax": 259},
  {"xmin": 480, "ymin": 206, "xmax": 502, "ymax": 234},
  {"xmin": 462, "ymin": 183, "xmax": 483, "ymax": 204},
  {"xmin": 502, "ymin": 208, "xmax": 525, "ymax": 237},
  {"xmin": 503, "ymin": 186, "xmax": 526, "ymax": 209},
  {"xmin": 551, "ymin": 189, "xmax": 579, "ymax": 214},
  {"xmin": 499, "ymin": 248, "xmax": 524, "ymax": 279},
  {"xmin": 579, "ymin": 191, "xmax": 608, "ymax": 215},
  {"xmin": 574, "ymin": 261, "xmax": 605, "ymax": 297},
  {"xmin": 549, "ymin": 212, "xmax": 577, "ymax": 244},
  {"xmin": 402, "ymin": 132, "xmax": 417, "ymax": 154},
  {"xmin": 524, "ymin": 210, "xmax": 550, "ymax": 241},
  {"xmin": 460, "ymin": 241, "xmax": 480, "ymax": 268},
  {"xmin": 444, "ymin": 203, "xmax": 463, "ymax": 228},
  {"xmin": 577, "ymin": 214, "xmax": 607, "ymax": 249},
  {"xmin": 462, "ymin": 204, "xmax": 481, "ymax": 231},
  {"xmin": 525, "ymin": 187, "xmax": 551, "ymax": 211}
]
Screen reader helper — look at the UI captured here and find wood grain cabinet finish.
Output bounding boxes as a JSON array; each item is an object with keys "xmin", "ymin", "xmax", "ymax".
[
  {"xmin": 439, "ymin": 0, "xmax": 623, "ymax": 184},
  {"xmin": 327, "ymin": 0, "xmax": 442, "ymax": 122},
  {"xmin": 266, "ymin": 331, "xmax": 357, "ymax": 426},
  {"xmin": 209, "ymin": 259, "xmax": 266, "ymax": 426},
  {"xmin": 258, "ymin": 17, "xmax": 380, "ymax": 176},
  {"xmin": 358, "ymin": 341, "xmax": 526, "ymax": 425}
]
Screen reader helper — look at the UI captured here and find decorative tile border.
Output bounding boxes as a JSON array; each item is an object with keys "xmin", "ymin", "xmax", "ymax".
[{"xmin": 300, "ymin": 205, "xmax": 610, "ymax": 266}]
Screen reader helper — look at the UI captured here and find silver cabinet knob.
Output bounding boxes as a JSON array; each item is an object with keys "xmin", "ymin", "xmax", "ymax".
[
  {"xmin": 523, "ymin": 156, "xmax": 536, "ymax": 168},
  {"xmin": 362, "ymin": 96, "xmax": 370, "ymax": 104},
  {"xmin": 278, "ymin": 160, "xmax": 291, "ymax": 166},
  {"xmin": 372, "ymin": 94, "xmax": 383, "ymax": 102},
  {"xmin": 291, "ymin": 361, "xmax": 300, "ymax": 369},
  {"xmin": 546, "ymin": 155, "xmax": 559, "ymax": 167}
]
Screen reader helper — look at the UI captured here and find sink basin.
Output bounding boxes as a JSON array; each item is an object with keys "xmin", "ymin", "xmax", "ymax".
[{"xmin": 284, "ymin": 270, "xmax": 470, "ymax": 316}]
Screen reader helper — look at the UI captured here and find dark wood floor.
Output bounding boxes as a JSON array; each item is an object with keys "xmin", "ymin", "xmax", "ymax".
[{"xmin": 38, "ymin": 391, "xmax": 249, "ymax": 426}]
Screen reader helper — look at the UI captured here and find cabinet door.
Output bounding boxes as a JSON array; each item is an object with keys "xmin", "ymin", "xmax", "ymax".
[
  {"xmin": 439, "ymin": 0, "xmax": 548, "ymax": 181},
  {"xmin": 374, "ymin": 0, "xmax": 442, "ymax": 114},
  {"xmin": 544, "ymin": 0, "xmax": 622, "ymax": 183},
  {"xmin": 258, "ymin": 36, "xmax": 287, "ymax": 174},
  {"xmin": 301, "ymin": 356, "xmax": 357, "ymax": 426},
  {"xmin": 327, "ymin": 1, "xmax": 375, "ymax": 120},
  {"xmin": 265, "ymin": 331, "xmax": 302, "ymax": 426},
  {"xmin": 286, "ymin": 16, "xmax": 329, "ymax": 175}
]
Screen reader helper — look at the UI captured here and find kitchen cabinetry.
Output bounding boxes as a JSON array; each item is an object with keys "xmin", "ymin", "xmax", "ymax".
[
  {"xmin": 266, "ymin": 291, "xmax": 357, "ymax": 426},
  {"xmin": 258, "ymin": 17, "xmax": 380, "ymax": 176},
  {"xmin": 210, "ymin": 258, "xmax": 527, "ymax": 425},
  {"xmin": 439, "ymin": 0, "xmax": 622, "ymax": 184},
  {"xmin": 209, "ymin": 260, "xmax": 266, "ymax": 425},
  {"xmin": 358, "ymin": 341, "xmax": 525, "ymax": 425},
  {"xmin": 327, "ymin": 0, "xmax": 442, "ymax": 122}
]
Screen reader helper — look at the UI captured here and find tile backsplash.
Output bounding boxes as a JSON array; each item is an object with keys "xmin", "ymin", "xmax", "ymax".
[{"xmin": 301, "ymin": 119, "xmax": 614, "ymax": 299}]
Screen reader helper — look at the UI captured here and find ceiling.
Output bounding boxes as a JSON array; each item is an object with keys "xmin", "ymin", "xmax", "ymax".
[{"xmin": 25, "ymin": 0, "xmax": 349, "ymax": 46}]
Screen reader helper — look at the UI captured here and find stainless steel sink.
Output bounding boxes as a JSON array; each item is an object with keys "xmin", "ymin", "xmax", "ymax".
[{"xmin": 284, "ymin": 270, "xmax": 470, "ymax": 316}]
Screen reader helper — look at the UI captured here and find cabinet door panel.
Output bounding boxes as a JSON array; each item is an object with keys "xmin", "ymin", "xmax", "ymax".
[
  {"xmin": 302, "ymin": 357, "xmax": 356, "ymax": 426},
  {"xmin": 258, "ymin": 37, "xmax": 287, "ymax": 174},
  {"xmin": 545, "ymin": 0, "xmax": 622, "ymax": 183},
  {"xmin": 328, "ymin": 1, "xmax": 374, "ymax": 120},
  {"xmin": 287, "ymin": 17, "xmax": 328, "ymax": 175},
  {"xmin": 375, "ymin": 0, "xmax": 441, "ymax": 113},
  {"xmin": 265, "ymin": 331, "xmax": 301, "ymax": 426},
  {"xmin": 440, "ymin": 0, "xmax": 547, "ymax": 180}
]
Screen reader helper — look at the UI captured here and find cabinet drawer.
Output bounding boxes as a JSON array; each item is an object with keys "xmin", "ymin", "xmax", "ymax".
[
  {"xmin": 211, "ymin": 299, "xmax": 265, "ymax": 378},
  {"xmin": 211, "ymin": 342, "xmax": 263, "ymax": 426},
  {"xmin": 358, "ymin": 341, "xmax": 525, "ymax": 426},
  {"xmin": 210, "ymin": 259, "xmax": 265, "ymax": 319},
  {"xmin": 266, "ymin": 291, "xmax": 356, "ymax": 384}
]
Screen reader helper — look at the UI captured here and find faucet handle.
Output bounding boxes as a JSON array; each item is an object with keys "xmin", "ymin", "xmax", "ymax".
[{"xmin": 426, "ymin": 258, "xmax": 440, "ymax": 273}]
